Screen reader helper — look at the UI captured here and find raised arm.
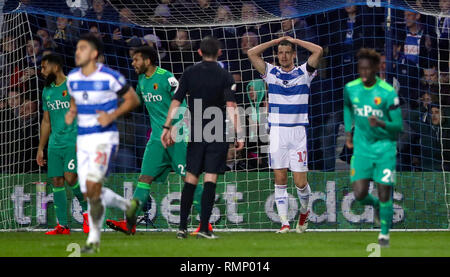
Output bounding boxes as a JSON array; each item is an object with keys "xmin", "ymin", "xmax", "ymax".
[
  {"xmin": 287, "ymin": 38, "xmax": 323, "ymax": 69},
  {"xmin": 247, "ymin": 37, "xmax": 285, "ymax": 75}
]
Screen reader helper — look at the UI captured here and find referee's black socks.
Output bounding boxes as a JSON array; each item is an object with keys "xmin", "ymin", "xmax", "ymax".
[
  {"xmin": 179, "ymin": 182, "xmax": 196, "ymax": 231},
  {"xmin": 200, "ymin": 182, "xmax": 217, "ymax": 233}
]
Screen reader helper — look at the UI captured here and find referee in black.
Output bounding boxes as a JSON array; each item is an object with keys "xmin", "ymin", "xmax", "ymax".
[{"xmin": 161, "ymin": 36, "xmax": 244, "ymax": 239}]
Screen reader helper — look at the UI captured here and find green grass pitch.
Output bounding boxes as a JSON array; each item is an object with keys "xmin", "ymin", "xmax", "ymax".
[{"xmin": 0, "ymin": 231, "xmax": 449, "ymax": 257}]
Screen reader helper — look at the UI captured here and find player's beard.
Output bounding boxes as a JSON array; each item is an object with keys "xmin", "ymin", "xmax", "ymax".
[
  {"xmin": 44, "ymin": 72, "xmax": 56, "ymax": 87},
  {"xmin": 137, "ymin": 64, "xmax": 147, "ymax": 75}
]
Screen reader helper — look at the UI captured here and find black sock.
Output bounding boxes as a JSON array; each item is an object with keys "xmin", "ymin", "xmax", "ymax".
[
  {"xmin": 179, "ymin": 182, "xmax": 196, "ymax": 231},
  {"xmin": 200, "ymin": 182, "xmax": 216, "ymax": 233}
]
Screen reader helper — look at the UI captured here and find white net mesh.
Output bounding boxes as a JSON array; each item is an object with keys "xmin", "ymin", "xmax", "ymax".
[{"xmin": 0, "ymin": 9, "xmax": 41, "ymax": 230}]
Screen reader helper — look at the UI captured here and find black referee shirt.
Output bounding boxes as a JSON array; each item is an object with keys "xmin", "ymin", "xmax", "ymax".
[{"xmin": 173, "ymin": 61, "xmax": 236, "ymax": 142}]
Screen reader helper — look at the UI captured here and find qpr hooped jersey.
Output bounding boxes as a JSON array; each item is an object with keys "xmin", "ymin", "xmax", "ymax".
[
  {"xmin": 262, "ymin": 62, "xmax": 317, "ymax": 127},
  {"xmin": 67, "ymin": 63, "xmax": 127, "ymax": 144}
]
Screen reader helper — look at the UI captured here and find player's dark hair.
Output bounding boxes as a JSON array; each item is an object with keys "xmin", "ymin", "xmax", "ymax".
[
  {"xmin": 134, "ymin": 46, "xmax": 158, "ymax": 65},
  {"xmin": 41, "ymin": 53, "xmax": 64, "ymax": 87},
  {"xmin": 79, "ymin": 33, "xmax": 104, "ymax": 58},
  {"xmin": 278, "ymin": 39, "xmax": 295, "ymax": 51},
  {"xmin": 357, "ymin": 48, "xmax": 381, "ymax": 68},
  {"xmin": 200, "ymin": 36, "xmax": 221, "ymax": 58},
  {"xmin": 41, "ymin": 52, "xmax": 63, "ymax": 69}
]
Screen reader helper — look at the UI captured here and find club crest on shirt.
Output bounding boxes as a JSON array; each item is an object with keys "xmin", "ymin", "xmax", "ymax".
[
  {"xmin": 62, "ymin": 90, "xmax": 68, "ymax": 97},
  {"xmin": 94, "ymin": 81, "xmax": 103, "ymax": 90},
  {"xmin": 153, "ymin": 83, "xmax": 158, "ymax": 90},
  {"xmin": 374, "ymin": 96, "xmax": 382, "ymax": 105}
]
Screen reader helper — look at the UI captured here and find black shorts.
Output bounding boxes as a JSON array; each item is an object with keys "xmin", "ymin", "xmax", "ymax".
[{"xmin": 186, "ymin": 142, "xmax": 229, "ymax": 176}]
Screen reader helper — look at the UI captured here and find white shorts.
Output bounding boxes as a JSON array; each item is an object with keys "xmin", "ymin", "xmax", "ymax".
[
  {"xmin": 269, "ymin": 125, "xmax": 308, "ymax": 172},
  {"xmin": 76, "ymin": 135, "xmax": 118, "ymax": 193}
]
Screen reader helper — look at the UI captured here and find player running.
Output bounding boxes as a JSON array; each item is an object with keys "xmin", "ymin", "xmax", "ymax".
[
  {"xmin": 247, "ymin": 36, "xmax": 322, "ymax": 233},
  {"xmin": 36, "ymin": 53, "xmax": 89, "ymax": 235},
  {"xmin": 65, "ymin": 34, "xmax": 141, "ymax": 253},
  {"xmin": 105, "ymin": 46, "xmax": 213, "ymax": 235},
  {"xmin": 344, "ymin": 48, "xmax": 403, "ymax": 248}
]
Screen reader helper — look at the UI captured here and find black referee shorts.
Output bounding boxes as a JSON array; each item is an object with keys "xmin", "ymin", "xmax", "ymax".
[{"xmin": 186, "ymin": 142, "xmax": 229, "ymax": 176}]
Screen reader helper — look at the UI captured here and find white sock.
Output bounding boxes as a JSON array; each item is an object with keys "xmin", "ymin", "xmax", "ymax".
[
  {"xmin": 101, "ymin": 187, "xmax": 130, "ymax": 211},
  {"xmin": 86, "ymin": 200, "xmax": 105, "ymax": 245},
  {"xmin": 274, "ymin": 184, "xmax": 289, "ymax": 226},
  {"xmin": 297, "ymin": 184, "xmax": 311, "ymax": 214}
]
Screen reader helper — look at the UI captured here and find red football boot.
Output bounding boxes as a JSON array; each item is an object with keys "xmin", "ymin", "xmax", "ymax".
[
  {"xmin": 45, "ymin": 224, "xmax": 70, "ymax": 235},
  {"xmin": 82, "ymin": 212, "xmax": 89, "ymax": 234},
  {"xmin": 106, "ymin": 219, "xmax": 136, "ymax": 235},
  {"xmin": 190, "ymin": 223, "xmax": 214, "ymax": 236}
]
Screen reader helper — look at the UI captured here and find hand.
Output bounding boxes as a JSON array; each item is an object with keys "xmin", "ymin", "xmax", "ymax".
[
  {"xmin": 368, "ymin": 115, "xmax": 383, "ymax": 127},
  {"xmin": 235, "ymin": 140, "xmax": 244, "ymax": 151},
  {"xmin": 65, "ymin": 109, "xmax": 76, "ymax": 125},
  {"xmin": 36, "ymin": 149, "xmax": 46, "ymax": 167},
  {"xmin": 112, "ymin": 28, "xmax": 122, "ymax": 41},
  {"xmin": 345, "ymin": 132, "xmax": 353, "ymax": 149},
  {"xmin": 96, "ymin": 110, "xmax": 114, "ymax": 127},
  {"xmin": 161, "ymin": 128, "xmax": 174, "ymax": 149}
]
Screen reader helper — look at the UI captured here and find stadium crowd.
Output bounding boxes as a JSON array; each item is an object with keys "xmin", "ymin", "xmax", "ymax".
[{"xmin": 0, "ymin": 0, "xmax": 449, "ymax": 174}]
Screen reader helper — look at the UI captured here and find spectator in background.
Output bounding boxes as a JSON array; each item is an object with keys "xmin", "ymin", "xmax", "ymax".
[
  {"xmin": 411, "ymin": 103, "xmax": 450, "ymax": 171},
  {"xmin": 37, "ymin": 29, "xmax": 57, "ymax": 50},
  {"xmin": 245, "ymin": 79, "xmax": 268, "ymax": 170},
  {"xmin": 26, "ymin": 36, "xmax": 42, "ymax": 67},
  {"xmin": 225, "ymin": 143, "xmax": 246, "ymax": 171},
  {"xmin": 192, "ymin": 0, "xmax": 217, "ymax": 18},
  {"xmin": 13, "ymin": 97, "xmax": 40, "ymax": 173},
  {"xmin": 279, "ymin": 0, "xmax": 297, "ymax": 15},
  {"xmin": 165, "ymin": 29, "xmax": 198, "ymax": 79},
  {"xmin": 392, "ymin": 10, "xmax": 438, "ymax": 110},
  {"xmin": 437, "ymin": 0, "xmax": 450, "ymax": 70},
  {"xmin": 422, "ymin": 66, "xmax": 439, "ymax": 89},
  {"xmin": 238, "ymin": 3, "xmax": 270, "ymax": 40},
  {"xmin": 85, "ymin": 0, "xmax": 117, "ymax": 21},
  {"xmin": 65, "ymin": 0, "xmax": 89, "ymax": 17},
  {"xmin": 52, "ymin": 16, "xmax": 79, "ymax": 43},
  {"xmin": 214, "ymin": 5, "xmax": 236, "ymax": 37},
  {"xmin": 7, "ymin": 89, "xmax": 21, "ymax": 117},
  {"xmin": 395, "ymin": 11, "xmax": 437, "ymax": 68},
  {"xmin": 229, "ymin": 32, "xmax": 260, "ymax": 104},
  {"xmin": 439, "ymin": 64, "xmax": 450, "ymax": 105},
  {"xmin": 153, "ymin": 0, "xmax": 172, "ymax": 23},
  {"xmin": 0, "ymin": 95, "xmax": 13, "ymax": 173},
  {"xmin": 142, "ymin": 34, "xmax": 167, "ymax": 61}
]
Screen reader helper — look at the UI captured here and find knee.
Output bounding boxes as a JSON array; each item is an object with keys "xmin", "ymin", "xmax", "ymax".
[
  {"xmin": 353, "ymin": 189, "xmax": 367, "ymax": 201},
  {"xmin": 65, "ymin": 175, "xmax": 77, "ymax": 186},
  {"xmin": 295, "ymin": 181, "xmax": 308, "ymax": 190},
  {"xmin": 138, "ymin": 175, "xmax": 153, "ymax": 185},
  {"xmin": 52, "ymin": 177, "xmax": 65, "ymax": 187},
  {"xmin": 85, "ymin": 181, "xmax": 101, "ymax": 200}
]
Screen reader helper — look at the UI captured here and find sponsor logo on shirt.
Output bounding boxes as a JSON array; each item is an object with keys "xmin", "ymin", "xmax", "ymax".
[
  {"xmin": 353, "ymin": 104, "xmax": 384, "ymax": 117},
  {"xmin": 47, "ymin": 100, "xmax": 70, "ymax": 110},
  {"xmin": 143, "ymin": 92, "xmax": 163, "ymax": 102}
]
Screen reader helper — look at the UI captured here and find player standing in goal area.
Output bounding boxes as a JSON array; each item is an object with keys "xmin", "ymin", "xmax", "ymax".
[
  {"xmin": 105, "ymin": 46, "xmax": 213, "ymax": 235},
  {"xmin": 247, "ymin": 36, "xmax": 323, "ymax": 233},
  {"xmin": 161, "ymin": 37, "xmax": 244, "ymax": 239},
  {"xmin": 65, "ymin": 34, "xmax": 141, "ymax": 253},
  {"xmin": 344, "ymin": 48, "xmax": 403, "ymax": 248},
  {"xmin": 36, "ymin": 53, "xmax": 89, "ymax": 235}
]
